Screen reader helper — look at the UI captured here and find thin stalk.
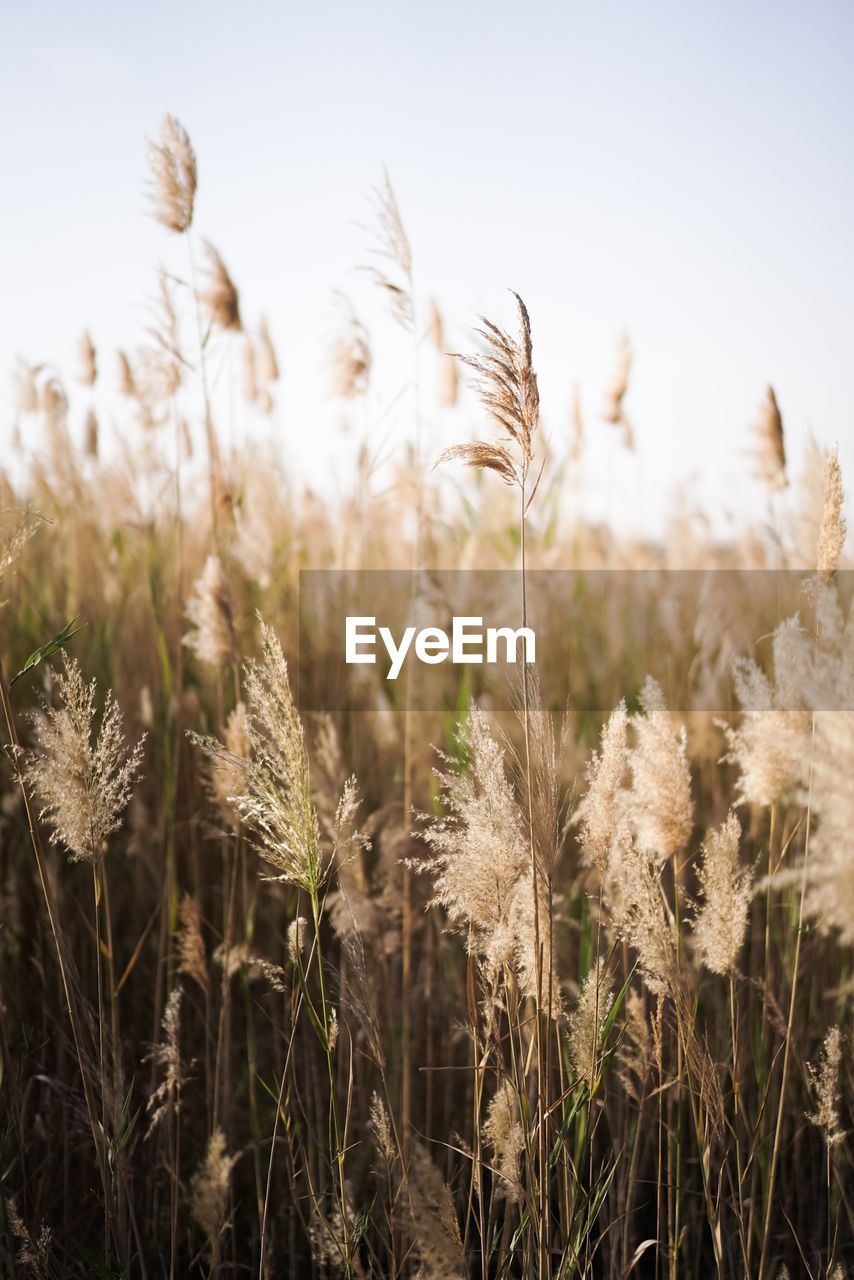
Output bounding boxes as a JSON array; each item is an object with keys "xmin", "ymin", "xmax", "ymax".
[
  {"xmin": 748, "ymin": 802, "xmax": 777, "ymax": 1265},
  {"xmin": 185, "ymin": 232, "xmax": 222, "ymax": 538},
  {"xmin": 400, "ymin": 295, "xmax": 423, "ymax": 1155},
  {"xmin": 671, "ymin": 991, "xmax": 724, "ymax": 1280},
  {"xmin": 519, "ymin": 473, "xmax": 549, "ymax": 1279},
  {"xmin": 259, "ymin": 953, "xmax": 309, "ymax": 1280},
  {"xmin": 310, "ymin": 888, "xmax": 354, "ymax": 1280},
  {"xmin": 728, "ymin": 970, "xmax": 748, "ymax": 1271},
  {"xmin": 758, "ymin": 712, "xmax": 816, "ymax": 1280},
  {"xmin": 92, "ymin": 863, "xmax": 108, "ymax": 1247}
]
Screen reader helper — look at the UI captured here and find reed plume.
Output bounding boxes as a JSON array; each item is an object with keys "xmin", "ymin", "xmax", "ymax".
[
  {"xmin": 692, "ymin": 810, "xmax": 752, "ymax": 975},
  {"xmin": 0, "ymin": 507, "xmax": 40, "ymax": 582},
  {"xmin": 725, "ymin": 624, "xmax": 808, "ymax": 807},
  {"xmin": 406, "ymin": 1143, "xmax": 465, "ymax": 1279},
  {"xmin": 183, "ymin": 554, "xmax": 237, "ymax": 669},
  {"xmin": 484, "ymin": 1080, "xmax": 525, "ymax": 1203},
  {"xmin": 617, "ymin": 989, "xmax": 654, "ymax": 1101},
  {"xmin": 611, "ymin": 837, "xmax": 676, "ymax": 996},
  {"xmin": 749, "ymin": 385, "xmax": 787, "ymax": 491},
  {"xmin": 327, "ymin": 293, "xmax": 372, "ymax": 398},
  {"xmin": 208, "ymin": 700, "xmax": 250, "ymax": 827},
  {"xmin": 568, "ymin": 958, "xmax": 614, "ymax": 1089},
  {"xmin": 190, "ymin": 1129, "xmax": 237, "ymax": 1261},
  {"xmin": 116, "ymin": 349, "xmax": 137, "ymax": 397},
  {"xmin": 25, "ymin": 656, "xmax": 144, "ymax": 865},
  {"xmin": 177, "ymin": 894, "xmax": 209, "ymax": 992},
  {"xmin": 201, "ymin": 241, "xmax": 242, "ymax": 333},
  {"xmin": 5, "ymin": 1199, "xmax": 52, "ymax": 1280},
  {"xmin": 435, "ymin": 291, "xmax": 540, "ymax": 489},
  {"xmin": 576, "ymin": 699, "xmax": 628, "ymax": 873},
  {"xmin": 815, "ymin": 446, "xmax": 846, "ymax": 581},
  {"xmin": 192, "ymin": 621, "xmax": 325, "ymax": 893},
  {"xmin": 77, "ymin": 329, "xmax": 97, "ymax": 385},
  {"xmin": 806, "ymin": 1026, "xmax": 844, "ymax": 1149},
  {"xmin": 602, "ymin": 329, "xmax": 633, "ymax": 448},
  {"xmin": 147, "ymin": 987, "xmax": 184, "ymax": 1134},
  {"xmin": 627, "ymin": 676, "xmax": 693, "ymax": 863},
  {"xmin": 146, "ymin": 113, "xmax": 197, "ymax": 233},
  {"xmin": 420, "ymin": 704, "xmax": 526, "ymax": 981},
  {"xmin": 365, "ymin": 171, "xmax": 414, "ymax": 331}
]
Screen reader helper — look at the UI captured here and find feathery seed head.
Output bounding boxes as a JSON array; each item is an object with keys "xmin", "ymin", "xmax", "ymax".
[
  {"xmin": 369, "ymin": 1091, "xmax": 396, "ymax": 1164},
  {"xmin": 6, "ymin": 1198, "xmax": 52, "ymax": 1280},
  {"xmin": 364, "ymin": 170, "xmax": 414, "ymax": 331},
  {"xmin": 576, "ymin": 700, "xmax": 629, "ymax": 873},
  {"xmin": 693, "ymin": 811, "xmax": 752, "ymax": 975},
  {"xmin": 806, "ymin": 1025, "xmax": 844, "ymax": 1149},
  {"xmin": 257, "ymin": 313, "xmax": 280, "ymax": 382},
  {"xmin": 193, "ymin": 621, "xmax": 325, "ymax": 894},
  {"xmin": 601, "ymin": 329, "xmax": 633, "ymax": 449},
  {"xmin": 183, "ymin": 554, "xmax": 237, "ymax": 669},
  {"xmin": 190, "ymin": 1128, "xmax": 237, "ymax": 1254},
  {"xmin": 76, "ymin": 330, "xmax": 97, "ymax": 385},
  {"xmin": 201, "ymin": 241, "xmax": 242, "ymax": 332},
  {"xmin": 147, "ymin": 987, "xmax": 184, "ymax": 1134},
  {"xmin": 725, "ymin": 623, "xmax": 810, "ymax": 807},
  {"xmin": 146, "ymin": 114, "xmax": 197, "ymax": 233},
  {"xmin": 611, "ymin": 836, "xmax": 676, "ymax": 995},
  {"xmin": 568, "ymin": 958, "xmax": 615, "ymax": 1090},
  {"xmin": 421, "ymin": 704, "xmax": 526, "ymax": 962},
  {"xmin": 26, "ymin": 656, "xmax": 144, "ymax": 864},
  {"xmin": 208, "ymin": 700, "xmax": 250, "ymax": 827},
  {"xmin": 327, "ymin": 294, "xmax": 372, "ymax": 399},
  {"xmin": 628, "ymin": 677, "xmax": 693, "ymax": 863},
  {"xmin": 816, "ymin": 446, "xmax": 846, "ymax": 582},
  {"xmin": 0, "ymin": 507, "xmax": 40, "ymax": 583},
  {"xmin": 437, "ymin": 293, "xmax": 540, "ymax": 488},
  {"xmin": 83, "ymin": 408, "xmax": 98, "ymax": 458},
  {"xmin": 116, "ymin": 349, "xmax": 137, "ymax": 397},
  {"xmin": 406, "ymin": 1143, "xmax": 465, "ymax": 1279},
  {"xmin": 177, "ymin": 894, "xmax": 208, "ymax": 991},
  {"xmin": 483, "ymin": 1080, "xmax": 525, "ymax": 1204},
  {"xmin": 287, "ymin": 916, "xmax": 307, "ymax": 963},
  {"xmin": 749, "ymin": 385, "xmax": 787, "ymax": 491},
  {"xmin": 617, "ymin": 989, "xmax": 654, "ymax": 1100}
]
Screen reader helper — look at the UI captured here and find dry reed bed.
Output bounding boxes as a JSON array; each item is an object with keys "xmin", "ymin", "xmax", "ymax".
[{"xmin": 0, "ymin": 115, "xmax": 850, "ymax": 1279}]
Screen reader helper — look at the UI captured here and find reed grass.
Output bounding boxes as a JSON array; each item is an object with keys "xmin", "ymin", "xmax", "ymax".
[{"xmin": 0, "ymin": 115, "xmax": 850, "ymax": 1280}]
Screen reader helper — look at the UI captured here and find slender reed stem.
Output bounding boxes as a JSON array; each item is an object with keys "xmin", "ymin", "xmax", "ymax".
[
  {"xmin": 758, "ymin": 712, "xmax": 816, "ymax": 1280},
  {"xmin": 519, "ymin": 474, "xmax": 549, "ymax": 1279}
]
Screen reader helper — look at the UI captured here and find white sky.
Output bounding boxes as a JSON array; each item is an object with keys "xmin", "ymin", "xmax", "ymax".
[{"xmin": 1, "ymin": 0, "xmax": 852, "ymax": 538}]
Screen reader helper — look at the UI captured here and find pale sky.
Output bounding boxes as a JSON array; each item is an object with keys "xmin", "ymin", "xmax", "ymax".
[{"xmin": 1, "ymin": 0, "xmax": 852, "ymax": 537}]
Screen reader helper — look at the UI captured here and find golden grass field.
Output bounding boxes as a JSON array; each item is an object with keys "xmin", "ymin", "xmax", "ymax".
[{"xmin": 0, "ymin": 115, "xmax": 851, "ymax": 1279}]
